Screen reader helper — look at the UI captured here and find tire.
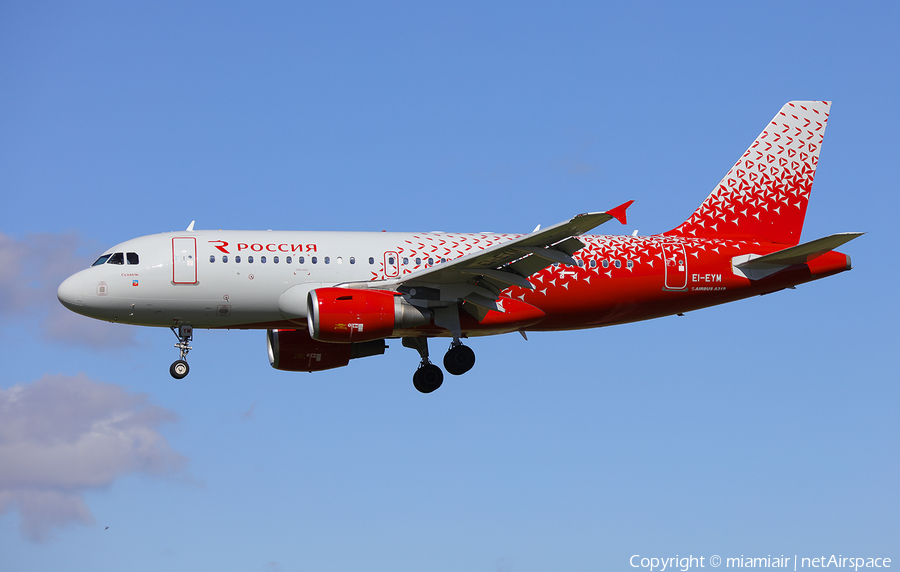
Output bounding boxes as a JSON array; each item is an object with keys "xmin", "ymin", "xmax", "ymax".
[
  {"xmin": 443, "ymin": 344, "xmax": 476, "ymax": 375},
  {"xmin": 170, "ymin": 360, "xmax": 190, "ymax": 379},
  {"xmin": 413, "ymin": 364, "xmax": 443, "ymax": 393}
]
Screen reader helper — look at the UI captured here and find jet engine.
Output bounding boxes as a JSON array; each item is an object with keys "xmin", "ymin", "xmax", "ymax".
[
  {"xmin": 307, "ymin": 288, "xmax": 430, "ymax": 342},
  {"xmin": 267, "ymin": 328, "xmax": 386, "ymax": 372}
]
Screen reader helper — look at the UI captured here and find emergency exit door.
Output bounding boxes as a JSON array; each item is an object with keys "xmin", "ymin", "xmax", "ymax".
[
  {"xmin": 384, "ymin": 251, "xmax": 400, "ymax": 278},
  {"xmin": 172, "ymin": 237, "xmax": 198, "ymax": 284}
]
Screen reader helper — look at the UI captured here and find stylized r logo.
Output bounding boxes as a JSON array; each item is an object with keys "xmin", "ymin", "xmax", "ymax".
[{"xmin": 210, "ymin": 240, "xmax": 230, "ymax": 254}]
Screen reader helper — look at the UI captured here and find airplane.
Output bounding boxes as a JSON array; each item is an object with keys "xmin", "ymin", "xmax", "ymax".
[{"xmin": 58, "ymin": 101, "xmax": 861, "ymax": 393}]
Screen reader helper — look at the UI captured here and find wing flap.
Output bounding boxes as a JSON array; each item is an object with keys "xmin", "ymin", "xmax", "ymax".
[
  {"xmin": 513, "ymin": 246, "xmax": 577, "ymax": 266},
  {"xmin": 460, "ymin": 268, "xmax": 534, "ymax": 290}
]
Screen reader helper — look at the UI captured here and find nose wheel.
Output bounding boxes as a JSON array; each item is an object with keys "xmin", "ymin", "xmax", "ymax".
[
  {"xmin": 170, "ymin": 359, "xmax": 190, "ymax": 379},
  {"xmin": 170, "ymin": 325, "xmax": 193, "ymax": 379}
]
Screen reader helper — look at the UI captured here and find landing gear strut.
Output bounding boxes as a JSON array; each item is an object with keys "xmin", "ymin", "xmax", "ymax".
[
  {"xmin": 170, "ymin": 325, "xmax": 193, "ymax": 379},
  {"xmin": 403, "ymin": 337, "xmax": 443, "ymax": 393}
]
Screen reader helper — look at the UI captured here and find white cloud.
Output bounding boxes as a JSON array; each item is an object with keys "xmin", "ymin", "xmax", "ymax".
[
  {"xmin": 0, "ymin": 232, "xmax": 34, "ymax": 310},
  {"xmin": 0, "ymin": 374, "xmax": 186, "ymax": 541},
  {"xmin": 0, "ymin": 231, "xmax": 137, "ymax": 348}
]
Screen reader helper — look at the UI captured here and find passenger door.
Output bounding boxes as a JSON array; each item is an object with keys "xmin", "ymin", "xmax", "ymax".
[{"xmin": 172, "ymin": 237, "xmax": 198, "ymax": 284}]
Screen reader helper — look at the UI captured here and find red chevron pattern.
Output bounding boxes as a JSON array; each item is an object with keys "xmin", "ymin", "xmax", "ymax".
[{"xmin": 666, "ymin": 101, "xmax": 830, "ymax": 245}]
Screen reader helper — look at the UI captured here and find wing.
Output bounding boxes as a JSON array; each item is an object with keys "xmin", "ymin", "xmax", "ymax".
[
  {"xmin": 402, "ymin": 201, "xmax": 631, "ymax": 289},
  {"xmin": 354, "ymin": 201, "xmax": 633, "ymax": 327}
]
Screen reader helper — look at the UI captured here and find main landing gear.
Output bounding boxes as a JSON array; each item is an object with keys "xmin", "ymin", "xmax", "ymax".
[
  {"xmin": 169, "ymin": 325, "xmax": 193, "ymax": 379},
  {"xmin": 444, "ymin": 341, "xmax": 476, "ymax": 376},
  {"xmin": 403, "ymin": 337, "xmax": 476, "ymax": 393}
]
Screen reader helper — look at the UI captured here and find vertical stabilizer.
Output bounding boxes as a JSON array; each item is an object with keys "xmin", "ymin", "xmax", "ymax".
[{"xmin": 666, "ymin": 101, "xmax": 831, "ymax": 245}]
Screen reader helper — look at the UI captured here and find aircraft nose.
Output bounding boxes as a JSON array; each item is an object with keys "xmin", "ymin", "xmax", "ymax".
[{"xmin": 58, "ymin": 273, "xmax": 85, "ymax": 311}]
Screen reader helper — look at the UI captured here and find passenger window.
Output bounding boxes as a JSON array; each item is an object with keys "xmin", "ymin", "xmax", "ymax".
[
  {"xmin": 441, "ymin": 258, "xmax": 446, "ymax": 263},
  {"xmin": 312, "ymin": 257, "xmax": 318, "ymax": 264},
  {"xmin": 602, "ymin": 260, "xmax": 609, "ymax": 268},
  {"xmin": 615, "ymin": 260, "xmax": 621, "ymax": 268},
  {"xmin": 577, "ymin": 259, "xmax": 584, "ymax": 267},
  {"xmin": 235, "ymin": 256, "xmax": 241, "ymax": 263},
  {"xmin": 209, "ymin": 255, "xmax": 216, "ymax": 263},
  {"xmin": 388, "ymin": 256, "xmax": 395, "ymax": 265},
  {"xmin": 92, "ymin": 254, "xmax": 112, "ymax": 266},
  {"xmin": 108, "ymin": 252, "xmax": 125, "ymax": 265},
  {"xmin": 627, "ymin": 260, "xmax": 633, "ymax": 268},
  {"xmin": 590, "ymin": 259, "xmax": 596, "ymax": 268},
  {"xmin": 350, "ymin": 257, "xmax": 355, "ymax": 264},
  {"xmin": 325, "ymin": 257, "xmax": 330, "ymax": 264},
  {"xmin": 416, "ymin": 257, "xmax": 421, "ymax": 265},
  {"xmin": 223, "ymin": 255, "xmax": 228, "ymax": 263},
  {"xmin": 273, "ymin": 256, "xmax": 278, "ymax": 264},
  {"xmin": 368, "ymin": 257, "xmax": 374, "ymax": 264},
  {"xmin": 261, "ymin": 256, "xmax": 266, "ymax": 263},
  {"xmin": 126, "ymin": 252, "xmax": 139, "ymax": 265},
  {"xmin": 248, "ymin": 256, "xmax": 254, "ymax": 263},
  {"xmin": 428, "ymin": 258, "xmax": 434, "ymax": 265},
  {"xmin": 402, "ymin": 257, "xmax": 408, "ymax": 265},
  {"xmin": 286, "ymin": 256, "xmax": 292, "ymax": 264},
  {"xmin": 298, "ymin": 256, "xmax": 304, "ymax": 264}
]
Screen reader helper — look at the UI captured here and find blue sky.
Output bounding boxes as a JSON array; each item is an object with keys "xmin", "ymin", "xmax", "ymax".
[{"xmin": 1, "ymin": 2, "xmax": 897, "ymax": 571}]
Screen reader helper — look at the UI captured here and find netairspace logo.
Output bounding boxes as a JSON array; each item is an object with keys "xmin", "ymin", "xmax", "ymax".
[{"xmin": 630, "ymin": 554, "xmax": 891, "ymax": 571}]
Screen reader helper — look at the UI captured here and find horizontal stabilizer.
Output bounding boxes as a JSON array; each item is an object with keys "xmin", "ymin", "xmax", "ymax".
[
  {"xmin": 735, "ymin": 232, "xmax": 863, "ymax": 269},
  {"xmin": 732, "ymin": 232, "xmax": 862, "ymax": 280}
]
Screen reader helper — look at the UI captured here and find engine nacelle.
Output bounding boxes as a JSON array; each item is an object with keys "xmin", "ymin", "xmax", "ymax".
[
  {"xmin": 267, "ymin": 328, "xmax": 386, "ymax": 372},
  {"xmin": 307, "ymin": 288, "xmax": 430, "ymax": 342}
]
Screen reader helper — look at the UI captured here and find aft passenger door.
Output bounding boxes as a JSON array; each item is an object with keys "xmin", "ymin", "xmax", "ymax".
[
  {"xmin": 172, "ymin": 237, "xmax": 198, "ymax": 284},
  {"xmin": 662, "ymin": 242, "xmax": 687, "ymax": 290}
]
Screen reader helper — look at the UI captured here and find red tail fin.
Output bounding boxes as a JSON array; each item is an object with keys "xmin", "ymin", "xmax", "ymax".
[{"xmin": 666, "ymin": 101, "xmax": 831, "ymax": 245}]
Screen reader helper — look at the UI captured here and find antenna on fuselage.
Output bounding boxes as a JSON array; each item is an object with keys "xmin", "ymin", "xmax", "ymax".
[{"xmin": 186, "ymin": 220, "xmax": 195, "ymax": 232}]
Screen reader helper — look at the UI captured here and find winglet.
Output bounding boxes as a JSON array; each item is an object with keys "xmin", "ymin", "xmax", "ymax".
[
  {"xmin": 186, "ymin": 220, "xmax": 195, "ymax": 232},
  {"xmin": 605, "ymin": 200, "xmax": 634, "ymax": 225}
]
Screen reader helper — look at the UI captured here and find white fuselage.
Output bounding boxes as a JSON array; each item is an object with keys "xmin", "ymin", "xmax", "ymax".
[{"xmin": 57, "ymin": 229, "xmax": 523, "ymax": 329}]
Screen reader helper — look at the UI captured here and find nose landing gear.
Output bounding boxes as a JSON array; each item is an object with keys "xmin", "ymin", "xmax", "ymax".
[{"xmin": 170, "ymin": 325, "xmax": 193, "ymax": 379}]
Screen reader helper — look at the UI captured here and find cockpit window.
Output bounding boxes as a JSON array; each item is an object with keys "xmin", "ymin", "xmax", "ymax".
[
  {"xmin": 92, "ymin": 254, "xmax": 112, "ymax": 266},
  {"xmin": 108, "ymin": 252, "xmax": 125, "ymax": 265},
  {"xmin": 126, "ymin": 252, "xmax": 139, "ymax": 265}
]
